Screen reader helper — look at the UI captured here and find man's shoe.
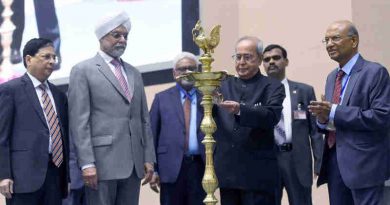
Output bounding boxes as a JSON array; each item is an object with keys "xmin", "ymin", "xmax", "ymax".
[{"xmin": 10, "ymin": 49, "xmax": 22, "ymax": 64}]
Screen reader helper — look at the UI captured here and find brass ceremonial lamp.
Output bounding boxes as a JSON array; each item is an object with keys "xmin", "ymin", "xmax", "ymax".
[
  {"xmin": 0, "ymin": 0, "xmax": 16, "ymax": 82},
  {"xmin": 182, "ymin": 20, "xmax": 227, "ymax": 205}
]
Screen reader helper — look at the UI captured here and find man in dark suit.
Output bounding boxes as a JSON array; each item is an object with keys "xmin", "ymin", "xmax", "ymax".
[
  {"xmin": 309, "ymin": 20, "xmax": 390, "ymax": 205},
  {"xmin": 214, "ymin": 36, "xmax": 285, "ymax": 205},
  {"xmin": 149, "ymin": 52, "xmax": 206, "ymax": 205},
  {"xmin": 0, "ymin": 38, "xmax": 69, "ymax": 204},
  {"xmin": 263, "ymin": 44, "xmax": 323, "ymax": 205}
]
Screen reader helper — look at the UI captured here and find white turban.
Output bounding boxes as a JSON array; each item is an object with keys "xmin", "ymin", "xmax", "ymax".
[{"xmin": 95, "ymin": 11, "xmax": 131, "ymax": 40}]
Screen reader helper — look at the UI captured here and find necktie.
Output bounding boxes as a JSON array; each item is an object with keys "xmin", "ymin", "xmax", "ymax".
[
  {"xmin": 328, "ymin": 70, "xmax": 345, "ymax": 148},
  {"xmin": 275, "ymin": 112, "xmax": 286, "ymax": 145},
  {"xmin": 110, "ymin": 59, "xmax": 132, "ymax": 101},
  {"xmin": 183, "ymin": 96, "xmax": 191, "ymax": 152},
  {"xmin": 39, "ymin": 84, "xmax": 63, "ymax": 167}
]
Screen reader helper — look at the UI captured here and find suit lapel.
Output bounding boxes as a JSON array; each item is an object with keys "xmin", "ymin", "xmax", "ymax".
[
  {"xmin": 48, "ymin": 82, "xmax": 66, "ymax": 137},
  {"xmin": 341, "ymin": 57, "xmax": 364, "ymax": 106},
  {"xmin": 95, "ymin": 54, "xmax": 129, "ymax": 103},
  {"xmin": 170, "ymin": 87, "xmax": 185, "ymax": 125},
  {"xmin": 122, "ymin": 61, "xmax": 135, "ymax": 99},
  {"xmin": 48, "ymin": 82, "xmax": 61, "ymax": 116},
  {"xmin": 22, "ymin": 74, "xmax": 48, "ymax": 129}
]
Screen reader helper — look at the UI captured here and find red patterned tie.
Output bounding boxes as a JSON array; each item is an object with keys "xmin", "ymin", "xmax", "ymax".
[
  {"xmin": 39, "ymin": 84, "xmax": 63, "ymax": 167},
  {"xmin": 111, "ymin": 59, "xmax": 132, "ymax": 101},
  {"xmin": 328, "ymin": 70, "xmax": 345, "ymax": 148},
  {"xmin": 183, "ymin": 96, "xmax": 191, "ymax": 152}
]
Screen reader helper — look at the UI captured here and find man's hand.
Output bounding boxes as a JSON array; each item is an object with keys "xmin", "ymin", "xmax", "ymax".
[
  {"xmin": 149, "ymin": 173, "xmax": 160, "ymax": 193},
  {"xmin": 82, "ymin": 167, "xmax": 98, "ymax": 190},
  {"xmin": 0, "ymin": 179, "xmax": 13, "ymax": 199},
  {"xmin": 308, "ymin": 95, "xmax": 332, "ymax": 123},
  {"xmin": 219, "ymin": 100, "xmax": 240, "ymax": 114},
  {"xmin": 142, "ymin": 162, "xmax": 154, "ymax": 186}
]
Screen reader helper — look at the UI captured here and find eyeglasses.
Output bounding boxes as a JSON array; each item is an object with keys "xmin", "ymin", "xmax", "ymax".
[
  {"xmin": 36, "ymin": 53, "xmax": 58, "ymax": 64},
  {"xmin": 263, "ymin": 55, "xmax": 282, "ymax": 63},
  {"xmin": 175, "ymin": 66, "xmax": 198, "ymax": 73},
  {"xmin": 109, "ymin": 32, "xmax": 128, "ymax": 40},
  {"xmin": 232, "ymin": 54, "xmax": 255, "ymax": 62},
  {"xmin": 322, "ymin": 35, "xmax": 352, "ymax": 44}
]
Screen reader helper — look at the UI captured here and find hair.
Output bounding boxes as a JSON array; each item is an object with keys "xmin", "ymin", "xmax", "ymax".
[
  {"xmin": 173, "ymin": 52, "xmax": 199, "ymax": 70},
  {"xmin": 22, "ymin": 38, "xmax": 53, "ymax": 68},
  {"xmin": 263, "ymin": 44, "xmax": 288, "ymax": 59},
  {"xmin": 235, "ymin": 36, "xmax": 264, "ymax": 56},
  {"xmin": 347, "ymin": 24, "xmax": 359, "ymax": 37}
]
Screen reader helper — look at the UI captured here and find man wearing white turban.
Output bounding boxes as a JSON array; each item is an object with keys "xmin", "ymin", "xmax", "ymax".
[{"xmin": 68, "ymin": 11, "xmax": 156, "ymax": 205}]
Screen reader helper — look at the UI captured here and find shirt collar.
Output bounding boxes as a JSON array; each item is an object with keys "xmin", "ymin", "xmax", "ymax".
[
  {"xmin": 26, "ymin": 72, "xmax": 49, "ymax": 89},
  {"xmin": 281, "ymin": 78, "xmax": 288, "ymax": 85},
  {"xmin": 338, "ymin": 53, "xmax": 360, "ymax": 76},
  {"xmin": 98, "ymin": 50, "xmax": 118, "ymax": 65},
  {"xmin": 176, "ymin": 83, "xmax": 196, "ymax": 99}
]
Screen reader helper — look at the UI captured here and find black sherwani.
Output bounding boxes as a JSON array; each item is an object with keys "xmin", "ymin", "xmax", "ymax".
[{"xmin": 214, "ymin": 72, "xmax": 285, "ymax": 195}]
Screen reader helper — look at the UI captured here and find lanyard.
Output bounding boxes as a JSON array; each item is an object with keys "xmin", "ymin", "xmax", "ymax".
[{"xmin": 340, "ymin": 74, "xmax": 351, "ymax": 98}]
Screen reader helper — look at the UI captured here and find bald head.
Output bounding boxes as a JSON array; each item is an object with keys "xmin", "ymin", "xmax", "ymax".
[
  {"xmin": 324, "ymin": 20, "xmax": 359, "ymax": 67},
  {"xmin": 329, "ymin": 20, "xmax": 359, "ymax": 38}
]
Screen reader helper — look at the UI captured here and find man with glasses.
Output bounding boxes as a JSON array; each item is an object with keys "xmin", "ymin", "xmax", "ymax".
[
  {"xmin": 213, "ymin": 36, "xmax": 285, "ymax": 205},
  {"xmin": 68, "ymin": 11, "xmax": 155, "ymax": 205},
  {"xmin": 309, "ymin": 20, "xmax": 390, "ymax": 205},
  {"xmin": 149, "ymin": 52, "xmax": 206, "ymax": 205},
  {"xmin": 0, "ymin": 38, "xmax": 69, "ymax": 205},
  {"xmin": 263, "ymin": 44, "xmax": 323, "ymax": 205}
]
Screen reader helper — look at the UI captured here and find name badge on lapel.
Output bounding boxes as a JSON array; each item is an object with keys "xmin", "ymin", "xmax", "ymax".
[{"xmin": 293, "ymin": 103, "xmax": 307, "ymax": 120}]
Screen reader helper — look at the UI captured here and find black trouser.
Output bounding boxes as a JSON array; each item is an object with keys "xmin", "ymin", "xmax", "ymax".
[
  {"xmin": 7, "ymin": 157, "xmax": 63, "ymax": 205},
  {"xmin": 160, "ymin": 155, "xmax": 205, "ymax": 205}
]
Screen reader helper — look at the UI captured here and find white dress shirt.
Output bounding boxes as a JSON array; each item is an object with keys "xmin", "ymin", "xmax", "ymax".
[{"xmin": 280, "ymin": 78, "xmax": 292, "ymax": 143}]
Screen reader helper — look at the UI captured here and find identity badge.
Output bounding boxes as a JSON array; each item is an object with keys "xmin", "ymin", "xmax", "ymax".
[{"xmin": 293, "ymin": 103, "xmax": 307, "ymax": 120}]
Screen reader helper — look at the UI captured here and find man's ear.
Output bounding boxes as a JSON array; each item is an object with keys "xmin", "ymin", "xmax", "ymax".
[{"xmin": 25, "ymin": 55, "xmax": 33, "ymax": 66}]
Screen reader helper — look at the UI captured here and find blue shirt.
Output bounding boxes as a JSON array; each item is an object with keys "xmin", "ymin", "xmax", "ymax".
[{"xmin": 177, "ymin": 84, "xmax": 199, "ymax": 155}]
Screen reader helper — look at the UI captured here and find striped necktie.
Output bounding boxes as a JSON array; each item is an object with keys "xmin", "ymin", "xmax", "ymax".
[
  {"xmin": 110, "ymin": 59, "xmax": 132, "ymax": 101},
  {"xmin": 328, "ymin": 70, "xmax": 345, "ymax": 148},
  {"xmin": 39, "ymin": 84, "xmax": 63, "ymax": 167}
]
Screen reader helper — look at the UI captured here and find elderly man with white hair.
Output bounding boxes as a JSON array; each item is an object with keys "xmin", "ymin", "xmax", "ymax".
[
  {"xmin": 149, "ymin": 52, "xmax": 206, "ymax": 205},
  {"xmin": 68, "ymin": 11, "xmax": 155, "ymax": 205}
]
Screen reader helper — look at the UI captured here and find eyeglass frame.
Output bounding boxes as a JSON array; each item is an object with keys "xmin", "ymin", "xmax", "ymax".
[
  {"xmin": 231, "ymin": 53, "xmax": 257, "ymax": 62},
  {"xmin": 109, "ymin": 31, "xmax": 129, "ymax": 40},
  {"xmin": 35, "ymin": 53, "xmax": 58, "ymax": 64},
  {"xmin": 322, "ymin": 35, "xmax": 354, "ymax": 44},
  {"xmin": 175, "ymin": 65, "xmax": 199, "ymax": 73}
]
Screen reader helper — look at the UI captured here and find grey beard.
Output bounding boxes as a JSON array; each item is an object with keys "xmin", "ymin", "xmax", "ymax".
[{"xmin": 109, "ymin": 47, "xmax": 126, "ymax": 58}]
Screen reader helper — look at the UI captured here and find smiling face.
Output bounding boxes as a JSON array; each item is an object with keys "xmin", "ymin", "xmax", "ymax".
[
  {"xmin": 263, "ymin": 48, "xmax": 288, "ymax": 81},
  {"xmin": 234, "ymin": 39, "xmax": 262, "ymax": 80},
  {"xmin": 324, "ymin": 21, "xmax": 359, "ymax": 67},
  {"xmin": 25, "ymin": 45, "xmax": 56, "ymax": 82},
  {"xmin": 100, "ymin": 25, "xmax": 128, "ymax": 58}
]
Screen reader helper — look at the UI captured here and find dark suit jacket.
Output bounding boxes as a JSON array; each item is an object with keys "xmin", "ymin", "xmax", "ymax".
[
  {"xmin": 150, "ymin": 86, "xmax": 205, "ymax": 183},
  {"xmin": 0, "ymin": 73, "xmax": 69, "ymax": 197},
  {"xmin": 287, "ymin": 80, "xmax": 323, "ymax": 187},
  {"xmin": 317, "ymin": 56, "xmax": 390, "ymax": 189},
  {"xmin": 214, "ymin": 72, "xmax": 285, "ymax": 193}
]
